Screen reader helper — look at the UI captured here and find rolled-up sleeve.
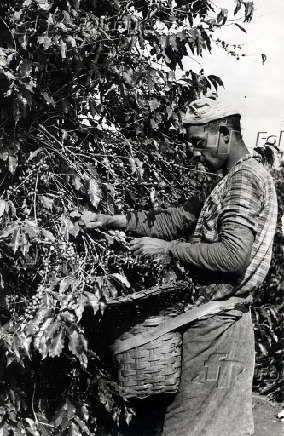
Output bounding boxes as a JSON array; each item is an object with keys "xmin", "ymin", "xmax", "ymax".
[{"xmin": 126, "ymin": 197, "xmax": 203, "ymax": 240}]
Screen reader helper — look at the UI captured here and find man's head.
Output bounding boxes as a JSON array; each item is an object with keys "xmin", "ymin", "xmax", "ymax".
[
  {"xmin": 182, "ymin": 95, "xmax": 244, "ymax": 172},
  {"xmin": 187, "ymin": 115, "xmax": 242, "ymax": 171}
]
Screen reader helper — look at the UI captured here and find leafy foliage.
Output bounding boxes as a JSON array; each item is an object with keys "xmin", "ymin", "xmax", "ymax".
[
  {"xmin": 0, "ymin": 1, "xmax": 280, "ymax": 435},
  {"xmin": 252, "ymin": 148, "xmax": 284, "ymax": 402}
]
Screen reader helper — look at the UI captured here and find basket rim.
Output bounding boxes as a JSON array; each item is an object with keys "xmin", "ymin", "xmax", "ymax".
[{"xmin": 107, "ymin": 281, "xmax": 190, "ymax": 307}]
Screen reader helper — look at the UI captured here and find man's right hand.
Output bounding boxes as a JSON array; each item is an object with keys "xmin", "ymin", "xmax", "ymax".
[
  {"xmin": 80, "ymin": 211, "xmax": 109, "ymax": 228},
  {"xmin": 80, "ymin": 211, "xmax": 127, "ymax": 229}
]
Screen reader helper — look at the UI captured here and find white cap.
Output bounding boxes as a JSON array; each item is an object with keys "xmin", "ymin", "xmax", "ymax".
[{"xmin": 181, "ymin": 93, "xmax": 241, "ymax": 124}]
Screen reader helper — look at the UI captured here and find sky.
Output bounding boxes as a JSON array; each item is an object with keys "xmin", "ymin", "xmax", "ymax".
[{"xmin": 184, "ymin": 0, "xmax": 284, "ymax": 150}]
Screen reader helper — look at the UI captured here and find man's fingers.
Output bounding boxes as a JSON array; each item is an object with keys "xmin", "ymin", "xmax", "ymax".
[
  {"xmin": 129, "ymin": 239, "xmax": 144, "ymax": 255},
  {"xmin": 132, "ymin": 245, "xmax": 144, "ymax": 255},
  {"xmin": 129, "ymin": 238, "xmax": 142, "ymax": 252},
  {"xmin": 86, "ymin": 221, "xmax": 103, "ymax": 228}
]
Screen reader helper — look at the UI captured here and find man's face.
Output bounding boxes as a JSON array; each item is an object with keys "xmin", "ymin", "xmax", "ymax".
[{"xmin": 187, "ymin": 124, "xmax": 228, "ymax": 172}]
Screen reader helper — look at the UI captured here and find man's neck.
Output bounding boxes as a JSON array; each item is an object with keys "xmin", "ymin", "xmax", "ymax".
[{"xmin": 224, "ymin": 141, "xmax": 249, "ymax": 175}]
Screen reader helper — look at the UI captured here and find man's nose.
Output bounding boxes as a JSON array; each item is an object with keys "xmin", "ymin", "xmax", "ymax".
[
  {"xmin": 193, "ymin": 151, "xmax": 201, "ymax": 158},
  {"xmin": 193, "ymin": 151, "xmax": 206, "ymax": 162}
]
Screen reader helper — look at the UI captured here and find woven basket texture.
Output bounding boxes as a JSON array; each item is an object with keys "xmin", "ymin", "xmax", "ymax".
[
  {"xmin": 113, "ymin": 312, "xmax": 182, "ymax": 399},
  {"xmin": 107, "ymin": 284, "xmax": 193, "ymax": 399}
]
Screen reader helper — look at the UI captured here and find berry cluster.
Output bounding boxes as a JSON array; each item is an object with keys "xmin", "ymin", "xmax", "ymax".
[
  {"xmin": 215, "ymin": 38, "xmax": 246, "ymax": 60},
  {"xmin": 6, "ymin": 157, "xmax": 51, "ymax": 200},
  {"xmin": 24, "ymin": 290, "xmax": 44, "ymax": 321},
  {"xmin": 38, "ymin": 238, "xmax": 80, "ymax": 280}
]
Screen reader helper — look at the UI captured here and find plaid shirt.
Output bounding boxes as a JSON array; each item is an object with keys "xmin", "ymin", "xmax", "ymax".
[
  {"xmin": 127, "ymin": 152, "xmax": 278, "ymax": 299},
  {"xmin": 192, "ymin": 152, "xmax": 278, "ymax": 296}
]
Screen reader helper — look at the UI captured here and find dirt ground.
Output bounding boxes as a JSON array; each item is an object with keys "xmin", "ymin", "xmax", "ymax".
[
  {"xmin": 253, "ymin": 394, "xmax": 283, "ymax": 436},
  {"xmin": 117, "ymin": 393, "xmax": 283, "ymax": 436}
]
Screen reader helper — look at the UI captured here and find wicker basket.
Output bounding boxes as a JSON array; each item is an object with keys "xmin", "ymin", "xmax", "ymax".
[
  {"xmin": 108, "ymin": 282, "xmax": 193, "ymax": 399},
  {"xmin": 113, "ymin": 313, "xmax": 182, "ymax": 399}
]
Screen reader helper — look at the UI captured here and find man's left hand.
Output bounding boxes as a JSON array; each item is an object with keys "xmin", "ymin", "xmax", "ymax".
[{"xmin": 129, "ymin": 237, "xmax": 170, "ymax": 257}]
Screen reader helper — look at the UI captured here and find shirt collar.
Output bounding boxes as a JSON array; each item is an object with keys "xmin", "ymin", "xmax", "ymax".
[{"xmin": 228, "ymin": 151, "xmax": 262, "ymax": 176}]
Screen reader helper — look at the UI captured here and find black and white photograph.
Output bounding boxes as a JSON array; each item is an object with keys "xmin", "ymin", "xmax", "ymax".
[{"xmin": 0, "ymin": 1, "xmax": 283, "ymax": 435}]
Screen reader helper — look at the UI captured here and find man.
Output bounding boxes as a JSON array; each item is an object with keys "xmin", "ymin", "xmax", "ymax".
[{"xmin": 85, "ymin": 95, "xmax": 278, "ymax": 435}]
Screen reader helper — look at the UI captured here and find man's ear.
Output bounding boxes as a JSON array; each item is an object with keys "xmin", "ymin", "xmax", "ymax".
[
  {"xmin": 222, "ymin": 133, "xmax": 230, "ymax": 144},
  {"xmin": 219, "ymin": 125, "xmax": 230, "ymax": 143}
]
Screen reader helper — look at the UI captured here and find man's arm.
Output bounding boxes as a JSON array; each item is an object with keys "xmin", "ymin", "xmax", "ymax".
[
  {"xmin": 84, "ymin": 196, "xmax": 203, "ymax": 240},
  {"xmin": 126, "ymin": 197, "xmax": 202, "ymax": 240},
  {"xmin": 131, "ymin": 169, "xmax": 262, "ymax": 275},
  {"xmin": 168, "ymin": 222, "xmax": 254, "ymax": 273},
  {"xmin": 87, "ymin": 214, "xmax": 127, "ymax": 229}
]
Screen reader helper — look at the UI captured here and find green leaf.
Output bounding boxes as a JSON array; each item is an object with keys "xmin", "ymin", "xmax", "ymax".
[
  {"xmin": 110, "ymin": 272, "xmax": 130, "ymax": 289},
  {"xmin": 208, "ymin": 75, "xmax": 224, "ymax": 89},
  {"xmin": 129, "ymin": 157, "xmax": 136, "ymax": 174},
  {"xmin": 60, "ymin": 40, "xmax": 67, "ymax": 59},
  {"xmin": 42, "ymin": 92, "xmax": 55, "ymax": 106},
  {"xmin": 201, "ymin": 30, "xmax": 211, "ymax": 52},
  {"xmin": 75, "ymin": 294, "xmax": 88, "ymax": 321},
  {"xmin": 38, "ymin": 423, "xmax": 53, "ymax": 436},
  {"xmin": 0, "ymin": 200, "xmax": 8, "ymax": 217},
  {"xmin": 20, "ymin": 60, "xmax": 32, "ymax": 78},
  {"xmin": 67, "ymin": 330, "xmax": 88, "ymax": 367},
  {"xmin": 66, "ymin": 400, "xmax": 76, "ymax": 421},
  {"xmin": 88, "ymin": 179, "xmax": 101, "ymax": 208},
  {"xmin": 20, "ymin": 232, "xmax": 31, "ymax": 256},
  {"xmin": 258, "ymin": 343, "xmax": 268, "ymax": 356},
  {"xmin": 69, "ymin": 422, "xmax": 82, "ymax": 436},
  {"xmin": 169, "ymin": 35, "xmax": 177, "ymax": 51},
  {"xmin": 36, "ymin": 0, "xmax": 52, "ymax": 11},
  {"xmin": 234, "ymin": 0, "xmax": 242, "ymax": 15},
  {"xmin": 21, "ymin": 334, "xmax": 32, "ymax": 357},
  {"xmin": 8, "ymin": 200, "xmax": 16, "ymax": 216},
  {"xmin": 122, "ymin": 71, "xmax": 132, "ymax": 84},
  {"xmin": 42, "ymin": 229, "xmax": 55, "ymax": 241},
  {"xmin": 244, "ymin": 2, "xmax": 254, "ymax": 22},
  {"xmin": 84, "ymin": 291, "xmax": 100, "ymax": 315},
  {"xmin": 49, "ymin": 329, "xmax": 64, "ymax": 358},
  {"xmin": 68, "ymin": 221, "xmax": 80, "ymax": 238},
  {"xmin": 235, "ymin": 23, "xmax": 246, "ymax": 33},
  {"xmin": 60, "ymin": 311, "xmax": 76, "ymax": 323},
  {"xmin": 149, "ymin": 99, "xmax": 160, "ymax": 112},
  {"xmin": 59, "ymin": 277, "xmax": 74, "ymax": 294},
  {"xmin": 70, "ymin": 210, "xmax": 81, "ymax": 219},
  {"xmin": 25, "ymin": 222, "xmax": 39, "ymax": 238},
  {"xmin": 217, "ymin": 9, "xmax": 228, "ymax": 25},
  {"xmin": 135, "ymin": 158, "xmax": 144, "ymax": 180},
  {"xmin": 13, "ymin": 334, "xmax": 21, "ymax": 361},
  {"xmin": 13, "ymin": 228, "xmax": 21, "ymax": 253},
  {"xmin": 217, "ymin": 10, "xmax": 224, "ymax": 23},
  {"xmin": 0, "ymin": 151, "xmax": 9, "ymax": 161},
  {"xmin": 53, "ymin": 408, "xmax": 67, "ymax": 427},
  {"xmin": 9, "ymin": 155, "xmax": 18, "ymax": 173}
]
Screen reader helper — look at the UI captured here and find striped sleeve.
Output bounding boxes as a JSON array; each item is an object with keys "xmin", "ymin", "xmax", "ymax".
[
  {"xmin": 219, "ymin": 169, "xmax": 263, "ymax": 235},
  {"xmin": 126, "ymin": 197, "xmax": 203, "ymax": 240}
]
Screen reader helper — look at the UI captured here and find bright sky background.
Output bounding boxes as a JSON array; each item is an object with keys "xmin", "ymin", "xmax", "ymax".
[{"xmin": 184, "ymin": 0, "xmax": 284, "ymax": 150}]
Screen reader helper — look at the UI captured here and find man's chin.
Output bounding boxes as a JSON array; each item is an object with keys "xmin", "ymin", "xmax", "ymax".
[{"xmin": 204, "ymin": 163, "xmax": 218, "ymax": 172}]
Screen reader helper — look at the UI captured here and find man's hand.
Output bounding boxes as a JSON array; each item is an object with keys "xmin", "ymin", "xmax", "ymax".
[
  {"xmin": 80, "ymin": 211, "xmax": 127, "ymax": 229},
  {"xmin": 80, "ymin": 211, "xmax": 109, "ymax": 228},
  {"xmin": 130, "ymin": 237, "xmax": 171, "ymax": 257}
]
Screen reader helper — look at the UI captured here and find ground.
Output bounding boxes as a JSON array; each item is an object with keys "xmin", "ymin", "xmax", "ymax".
[
  {"xmin": 253, "ymin": 394, "xmax": 283, "ymax": 436},
  {"xmin": 117, "ymin": 393, "xmax": 283, "ymax": 435}
]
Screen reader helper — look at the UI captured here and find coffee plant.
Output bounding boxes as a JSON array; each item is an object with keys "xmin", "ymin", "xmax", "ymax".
[{"xmin": 0, "ymin": 1, "xmax": 282, "ymax": 435}]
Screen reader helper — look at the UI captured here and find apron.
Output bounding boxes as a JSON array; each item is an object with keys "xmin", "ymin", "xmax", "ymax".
[{"xmin": 162, "ymin": 308, "xmax": 255, "ymax": 436}]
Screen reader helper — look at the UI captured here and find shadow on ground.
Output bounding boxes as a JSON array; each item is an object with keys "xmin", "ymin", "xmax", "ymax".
[{"xmin": 253, "ymin": 394, "xmax": 283, "ymax": 436}]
